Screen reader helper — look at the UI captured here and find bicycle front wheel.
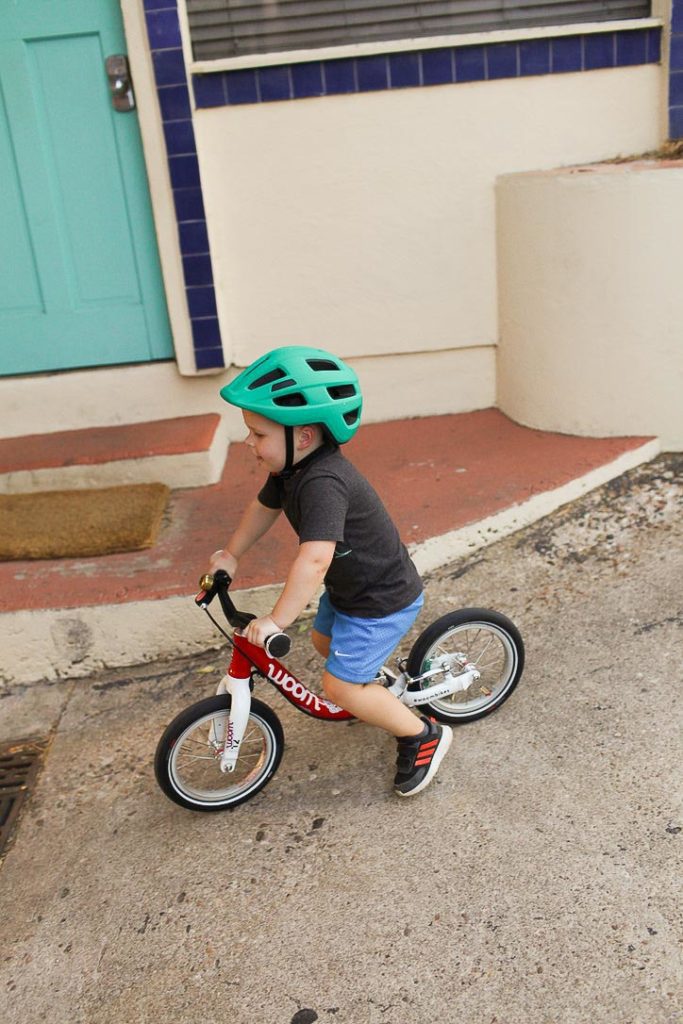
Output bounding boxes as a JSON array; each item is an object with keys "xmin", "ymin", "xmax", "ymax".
[
  {"xmin": 406, "ymin": 608, "xmax": 524, "ymax": 724},
  {"xmin": 154, "ymin": 695, "xmax": 284, "ymax": 811}
]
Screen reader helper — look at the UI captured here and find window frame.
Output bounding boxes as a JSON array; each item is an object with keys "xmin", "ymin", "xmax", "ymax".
[{"xmin": 177, "ymin": 2, "xmax": 660, "ymax": 74}]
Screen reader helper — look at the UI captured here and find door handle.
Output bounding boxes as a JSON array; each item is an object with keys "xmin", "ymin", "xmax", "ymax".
[{"xmin": 105, "ymin": 55, "xmax": 136, "ymax": 112}]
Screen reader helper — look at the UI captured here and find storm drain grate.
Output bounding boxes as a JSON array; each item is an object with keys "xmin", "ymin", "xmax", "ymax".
[{"xmin": 0, "ymin": 738, "xmax": 48, "ymax": 859}]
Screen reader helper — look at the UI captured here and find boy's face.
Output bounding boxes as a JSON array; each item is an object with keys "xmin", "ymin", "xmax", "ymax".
[{"xmin": 242, "ymin": 410, "xmax": 287, "ymax": 473}]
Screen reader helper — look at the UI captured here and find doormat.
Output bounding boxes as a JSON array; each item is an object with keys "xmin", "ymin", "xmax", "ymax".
[{"xmin": 0, "ymin": 483, "xmax": 169, "ymax": 561}]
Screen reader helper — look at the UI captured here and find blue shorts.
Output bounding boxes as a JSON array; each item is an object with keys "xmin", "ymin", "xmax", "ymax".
[{"xmin": 313, "ymin": 590, "xmax": 424, "ymax": 684}]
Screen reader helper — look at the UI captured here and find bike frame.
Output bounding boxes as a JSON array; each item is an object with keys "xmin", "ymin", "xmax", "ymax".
[{"xmin": 212, "ymin": 630, "xmax": 480, "ymax": 774}]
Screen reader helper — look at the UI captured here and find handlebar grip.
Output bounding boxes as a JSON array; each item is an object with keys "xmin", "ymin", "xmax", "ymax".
[{"xmin": 265, "ymin": 632, "xmax": 291, "ymax": 659}]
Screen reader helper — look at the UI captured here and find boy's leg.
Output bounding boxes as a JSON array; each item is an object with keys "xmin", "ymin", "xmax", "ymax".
[
  {"xmin": 322, "ymin": 671, "xmax": 452, "ymax": 797},
  {"xmin": 322, "ymin": 671, "xmax": 423, "ymax": 737}
]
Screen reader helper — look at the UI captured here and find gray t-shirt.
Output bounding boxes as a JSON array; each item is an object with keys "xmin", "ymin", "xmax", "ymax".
[{"xmin": 258, "ymin": 445, "xmax": 423, "ymax": 617}]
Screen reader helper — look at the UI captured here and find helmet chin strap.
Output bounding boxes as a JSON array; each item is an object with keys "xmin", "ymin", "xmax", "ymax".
[{"xmin": 278, "ymin": 425, "xmax": 296, "ymax": 478}]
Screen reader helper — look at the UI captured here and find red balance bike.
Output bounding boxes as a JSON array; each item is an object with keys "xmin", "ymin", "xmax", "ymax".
[{"xmin": 154, "ymin": 570, "xmax": 524, "ymax": 812}]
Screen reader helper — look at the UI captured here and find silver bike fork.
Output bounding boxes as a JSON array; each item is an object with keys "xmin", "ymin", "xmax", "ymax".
[{"xmin": 212, "ymin": 674, "xmax": 252, "ymax": 773}]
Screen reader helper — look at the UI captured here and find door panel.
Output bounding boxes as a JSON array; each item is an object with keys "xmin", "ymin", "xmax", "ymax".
[
  {"xmin": 0, "ymin": 0, "xmax": 173, "ymax": 375},
  {"xmin": 0, "ymin": 83, "xmax": 43, "ymax": 317}
]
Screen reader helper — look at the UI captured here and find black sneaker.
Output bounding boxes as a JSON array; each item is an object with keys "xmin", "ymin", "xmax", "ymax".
[{"xmin": 394, "ymin": 716, "xmax": 452, "ymax": 797}]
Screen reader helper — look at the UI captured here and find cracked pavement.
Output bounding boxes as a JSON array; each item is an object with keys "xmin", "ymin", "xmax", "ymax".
[{"xmin": 0, "ymin": 455, "xmax": 681, "ymax": 1024}]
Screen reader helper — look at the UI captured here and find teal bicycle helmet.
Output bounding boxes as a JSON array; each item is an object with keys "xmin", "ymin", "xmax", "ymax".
[{"xmin": 220, "ymin": 346, "xmax": 362, "ymax": 445}]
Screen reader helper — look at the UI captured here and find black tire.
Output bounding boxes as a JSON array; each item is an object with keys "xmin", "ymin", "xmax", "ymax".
[
  {"xmin": 406, "ymin": 608, "xmax": 524, "ymax": 724},
  {"xmin": 154, "ymin": 695, "xmax": 284, "ymax": 811}
]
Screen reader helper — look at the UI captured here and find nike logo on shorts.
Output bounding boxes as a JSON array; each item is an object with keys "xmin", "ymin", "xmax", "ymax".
[{"xmin": 333, "ymin": 650, "xmax": 353, "ymax": 657}]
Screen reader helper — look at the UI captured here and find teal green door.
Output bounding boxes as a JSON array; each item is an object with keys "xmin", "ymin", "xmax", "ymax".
[{"xmin": 0, "ymin": 0, "xmax": 173, "ymax": 375}]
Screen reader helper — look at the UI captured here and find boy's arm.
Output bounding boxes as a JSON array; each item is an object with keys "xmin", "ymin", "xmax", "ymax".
[
  {"xmin": 210, "ymin": 498, "xmax": 281, "ymax": 579},
  {"xmin": 244, "ymin": 540, "xmax": 335, "ymax": 647}
]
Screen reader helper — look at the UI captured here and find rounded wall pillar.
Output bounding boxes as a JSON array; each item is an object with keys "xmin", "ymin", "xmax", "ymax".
[{"xmin": 496, "ymin": 161, "xmax": 683, "ymax": 450}]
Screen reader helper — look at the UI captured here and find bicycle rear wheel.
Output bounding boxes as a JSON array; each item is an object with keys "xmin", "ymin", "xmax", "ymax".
[
  {"xmin": 406, "ymin": 608, "xmax": 524, "ymax": 724},
  {"xmin": 154, "ymin": 695, "xmax": 284, "ymax": 811}
]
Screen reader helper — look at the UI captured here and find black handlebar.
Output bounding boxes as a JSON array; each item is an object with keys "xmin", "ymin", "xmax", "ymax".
[
  {"xmin": 264, "ymin": 633, "xmax": 291, "ymax": 658},
  {"xmin": 196, "ymin": 570, "xmax": 292, "ymax": 657}
]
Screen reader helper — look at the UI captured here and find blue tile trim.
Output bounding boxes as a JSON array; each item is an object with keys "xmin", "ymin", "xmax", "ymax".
[
  {"xmin": 145, "ymin": 8, "xmax": 182, "ymax": 50},
  {"xmin": 389, "ymin": 52, "xmax": 421, "ymax": 88},
  {"xmin": 226, "ymin": 69, "xmax": 259, "ymax": 104},
  {"xmin": 194, "ymin": 348, "xmax": 226, "ymax": 370},
  {"xmin": 191, "ymin": 318, "xmax": 222, "ymax": 349},
  {"xmin": 162, "ymin": 118, "xmax": 195, "ymax": 157},
  {"xmin": 647, "ymin": 27, "xmax": 662, "ymax": 63},
  {"xmin": 673, "ymin": 0, "xmax": 683, "ymax": 32},
  {"xmin": 616, "ymin": 29, "xmax": 647, "ymax": 65},
  {"xmin": 186, "ymin": 286, "xmax": 218, "ymax": 319},
  {"xmin": 670, "ymin": 105, "xmax": 683, "ymax": 137},
  {"xmin": 519, "ymin": 38, "xmax": 551, "ymax": 77},
  {"xmin": 421, "ymin": 48, "xmax": 454, "ymax": 86},
  {"xmin": 487, "ymin": 42, "xmax": 519, "ymax": 80},
  {"xmin": 182, "ymin": 254, "xmax": 214, "ymax": 287},
  {"xmin": 179, "ymin": 220, "xmax": 210, "ymax": 255},
  {"xmin": 169, "ymin": 153, "xmax": 201, "ymax": 189},
  {"xmin": 258, "ymin": 65, "xmax": 292, "ymax": 101},
  {"xmin": 356, "ymin": 55, "xmax": 389, "ymax": 91},
  {"xmin": 193, "ymin": 73, "xmax": 227, "ymax": 107},
  {"xmin": 144, "ymin": 1, "xmax": 225, "ymax": 370},
  {"xmin": 323, "ymin": 59, "xmax": 356, "ymax": 94},
  {"xmin": 671, "ymin": 0, "xmax": 683, "ymax": 137},
  {"xmin": 192, "ymin": 27, "xmax": 661, "ymax": 109},
  {"xmin": 152, "ymin": 47, "xmax": 186, "ymax": 86},
  {"xmin": 584, "ymin": 32, "xmax": 616, "ymax": 70},
  {"xmin": 173, "ymin": 187, "xmax": 205, "ymax": 223},
  {"xmin": 551, "ymin": 35, "xmax": 583, "ymax": 73},
  {"xmin": 292, "ymin": 62, "xmax": 324, "ymax": 98},
  {"xmin": 455, "ymin": 46, "xmax": 486, "ymax": 83},
  {"xmin": 670, "ymin": 70, "xmax": 683, "ymax": 106},
  {"xmin": 670, "ymin": 34, "xmax": 683, "ymax": 70}
]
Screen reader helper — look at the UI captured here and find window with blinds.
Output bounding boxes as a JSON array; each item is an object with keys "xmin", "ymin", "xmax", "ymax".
[{"xmin": 186, "ymin": 0, "xmax": 651, "ymax": 63}]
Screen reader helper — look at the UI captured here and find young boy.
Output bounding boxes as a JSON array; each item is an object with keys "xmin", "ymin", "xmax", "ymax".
[{"xmin": 209, "ymin": 345, "xmax": 451, "ymax": 796}]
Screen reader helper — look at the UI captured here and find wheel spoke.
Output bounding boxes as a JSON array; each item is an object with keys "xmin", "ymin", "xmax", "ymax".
[{"xmin": 470, "ymin": 634, "xmax": 495, "ymax": 663}]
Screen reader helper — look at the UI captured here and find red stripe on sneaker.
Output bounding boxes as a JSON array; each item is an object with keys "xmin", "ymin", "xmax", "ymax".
[{"xmin": 414, "ymin": 755, "xmax": 435, "ymax": 766}]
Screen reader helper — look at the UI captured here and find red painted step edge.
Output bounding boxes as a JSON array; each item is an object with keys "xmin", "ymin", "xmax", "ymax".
[{"xmin": 0, "ymin": 415, "xmax": 221, "ymax": 474}]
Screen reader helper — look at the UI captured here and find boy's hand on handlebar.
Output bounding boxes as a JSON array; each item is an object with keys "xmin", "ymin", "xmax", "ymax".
[
  {"xmin": 209, "ymin": 548, "xmax": 238, "ymax": 578},
  {"xmin": 244, "ymin": 615, "xmax": 283, "ymax": 648}
]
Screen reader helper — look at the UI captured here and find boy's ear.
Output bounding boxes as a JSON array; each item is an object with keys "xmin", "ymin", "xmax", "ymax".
[{"xmin": 296, "ymin": 424, "xmax": 321, "ymax": 450}]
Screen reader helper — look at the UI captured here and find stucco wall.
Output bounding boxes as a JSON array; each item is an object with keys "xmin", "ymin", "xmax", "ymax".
[
  {"xmin": 193, "ymin": 65, "xmax": 662, "ymax": 425},
  {"xmin": 2, "ymin": 36, "xmax": 665, "ymax": 438},
  {"xmin": 497, "ymin": 160, "xmax": 683, "ymax": 450}
]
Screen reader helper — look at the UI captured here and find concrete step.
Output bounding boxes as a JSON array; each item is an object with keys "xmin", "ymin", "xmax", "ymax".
[{"xmin": 0, "ymin": 414, "xmax": 229, "ymax": 494}]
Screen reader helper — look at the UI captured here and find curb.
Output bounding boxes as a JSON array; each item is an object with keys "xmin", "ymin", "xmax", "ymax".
[{"xmin": 0, "ymin": 438, "xmax": 660, "ymax": 687}]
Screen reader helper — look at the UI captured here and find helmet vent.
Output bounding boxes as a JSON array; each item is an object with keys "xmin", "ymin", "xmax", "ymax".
[
  {"xmin": 327, "ymin": 385, "xmax": 356, "ymax": 400},
  {"xmin": 274, "ymin": 393, "xmax": 307, "ymax": 407},
  {"xmin": 343, "ymin": 409, "xmax": 360, "ymax": 425},
  {"xmin": 248, "ymin": 368, "xmax": 287, "ymax": 390},
  {"xmin": 271, "ymin": 378, "xmax": 296, "ymax": 392},
  {"xmin": 307, "ymin": 359, "xmax": 338, "ymax": 372}
]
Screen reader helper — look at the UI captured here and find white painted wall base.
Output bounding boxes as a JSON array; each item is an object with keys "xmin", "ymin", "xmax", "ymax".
[{"xmin": 1, "ymin": 347, "xmax": 494, "ymax": 441}]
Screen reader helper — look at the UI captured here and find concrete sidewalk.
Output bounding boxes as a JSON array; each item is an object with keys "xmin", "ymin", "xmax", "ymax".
[
  {"xmin": 0, "ymin": 409, "xmax": 658, "ymax": 684},
  {"xmin": 0, "ymin": 454, "xmax": 680, "ymax": 1024}
]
